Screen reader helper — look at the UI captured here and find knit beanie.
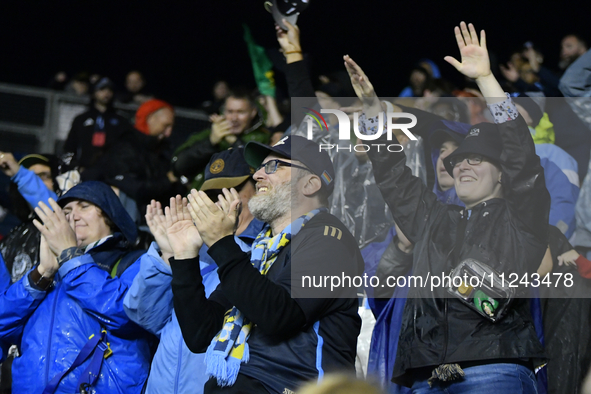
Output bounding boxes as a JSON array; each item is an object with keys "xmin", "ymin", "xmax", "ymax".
[{"xmin": 134, "ymin": 99, "xmax": 174, "ymax": 135}]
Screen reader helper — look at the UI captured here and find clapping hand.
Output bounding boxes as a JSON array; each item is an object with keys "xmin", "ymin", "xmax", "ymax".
[
  {"xmin": 187, "ymin": 188, "xmax": 240, "ymax": 248},
  {"xmin": 32, "ymin": 199, "xmax": 78, "ymax": 256},
  {"xmin": 209, "ymin": 114, "xmax": 233, "ymax": 146},
  {"xmin": 38, "ymin": 235, "xmax": 59, "ymax": 277},
  {"xmin": 146, "ymin": 200, "xmax": 174, "ymax": 265},
  {"xmin": 164, "ymin": 195, "xmax": 203, "ymax": 260}
]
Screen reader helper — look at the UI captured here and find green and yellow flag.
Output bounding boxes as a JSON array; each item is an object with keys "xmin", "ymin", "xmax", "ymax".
[{"xmin": 243, "ymin": 24, "xmax": 275, "ymax": 97}]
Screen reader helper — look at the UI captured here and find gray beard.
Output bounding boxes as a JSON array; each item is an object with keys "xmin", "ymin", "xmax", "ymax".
[{"xmin": 248, "ymin": 181, "xmax": 292, "ymax": 224}]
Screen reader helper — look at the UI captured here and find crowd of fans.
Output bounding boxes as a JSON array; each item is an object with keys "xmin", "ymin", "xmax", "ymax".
[{"xmin": 0, "ymin": 10, "xmax": 591, "ymax": 394}]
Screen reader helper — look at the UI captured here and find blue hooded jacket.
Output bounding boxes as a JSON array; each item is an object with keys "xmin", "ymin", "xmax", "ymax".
[{"xmin": 0, "ymin": 181, "xmax": 150, "ymax": 394}]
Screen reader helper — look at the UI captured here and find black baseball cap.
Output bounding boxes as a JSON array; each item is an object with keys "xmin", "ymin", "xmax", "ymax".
[
  {"xmin": 244, "ymin": 135, "xmax": 335, "ymax": 195},
  {"xmin": 18, "ymin": 154, "xmax": 50, "ymax": 169},
  {"xmin": 444, "ymin": 122, "xmax": 502, "ymax": 177},
  {"xmin": 93, "ymin": 77, "xmax": 114, "ymax": 92},
  {"xmin": 201, "ymin": 147, "xmax": 254, "ymax": 191}
]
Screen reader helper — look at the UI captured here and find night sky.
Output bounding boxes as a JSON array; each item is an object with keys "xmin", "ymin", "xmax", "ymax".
[{"xmin": 0, "ymin": 1, "xmax": 588, "ymax": 107}]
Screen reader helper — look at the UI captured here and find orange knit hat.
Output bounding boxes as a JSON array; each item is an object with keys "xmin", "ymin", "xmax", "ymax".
[{"xmin": 134, "ymin": 99, "xmax": 174, "ymax": 135}]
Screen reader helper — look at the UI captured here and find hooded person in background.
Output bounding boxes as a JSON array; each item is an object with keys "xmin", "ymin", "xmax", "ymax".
[
  {"xmin": 82, "ymin": 99, "xmax": 185, "ymax": 217},
  {"xmin": 0, "ymin": 181, "xmax": 151, "ymax": 393}
]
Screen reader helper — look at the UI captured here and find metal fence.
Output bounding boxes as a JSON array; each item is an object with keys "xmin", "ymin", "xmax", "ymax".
[{"xmin": 0, "ymin": 82, "xmax": 211, "ymax": 155}]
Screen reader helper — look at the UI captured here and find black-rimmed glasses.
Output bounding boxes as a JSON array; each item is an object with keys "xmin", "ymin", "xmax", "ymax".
[
  {"xmin": 256, "ymin": 159, "xmax": 310, "ymax": 174},
  {"xmin": 449, "ymin": 155, "xmax": 483, "ymax": 168}
]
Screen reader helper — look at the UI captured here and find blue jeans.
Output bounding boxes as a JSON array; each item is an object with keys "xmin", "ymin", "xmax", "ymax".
[{"xmin": 411, "ymin": 363, "xmax": 538, "ymax": 394}]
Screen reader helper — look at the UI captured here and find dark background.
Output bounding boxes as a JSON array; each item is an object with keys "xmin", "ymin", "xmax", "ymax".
[{"xmin": 0, "ymin": 0, "xmax": 588, "ymax": 107}]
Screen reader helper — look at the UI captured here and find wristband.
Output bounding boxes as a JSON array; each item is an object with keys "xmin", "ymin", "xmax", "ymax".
[{"xmin": 30, "ymin": 267, "xmax": 54, "ymax": 290}]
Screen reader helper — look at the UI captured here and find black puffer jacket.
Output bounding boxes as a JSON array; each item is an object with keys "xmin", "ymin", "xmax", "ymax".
[{"xmin": 367, "ymin": 115, "xmax": 550, "ymax": 386}]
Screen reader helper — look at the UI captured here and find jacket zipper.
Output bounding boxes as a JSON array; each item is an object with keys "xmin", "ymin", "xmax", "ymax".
[
  {"xmin": 45, "ymin": 286, "xmax": 59, "ymax": 385},
  {"xmin": 174, "ymin": 329, "xmax": 183, "ymax": 393},
  {"xmin": 442, "ymin": 298, "xmax": 448, "ymax": 364},
  {"xmin": 441, "ymin": 210, "xmax": 469, "ymax": 364}
]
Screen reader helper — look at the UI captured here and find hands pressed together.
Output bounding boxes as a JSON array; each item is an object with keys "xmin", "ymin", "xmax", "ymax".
[
  {"xmin": 32, "ymin": 199, "xmax": 78, "ymax": 277},
  {"xmin": 145, "ymin": 188, "xmax": 240, "ymax": 264}
]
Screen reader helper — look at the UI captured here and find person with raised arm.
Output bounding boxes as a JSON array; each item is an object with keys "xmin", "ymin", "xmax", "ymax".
[{"xmin": 345, "ymin": 22, "xmax": 549, "ymax": 393}]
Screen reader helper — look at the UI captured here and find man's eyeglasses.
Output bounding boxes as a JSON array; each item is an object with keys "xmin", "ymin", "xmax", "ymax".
[
  {"xmin": 449, "ymin": 155, "xmax": 483, "ymax": 168},
  {"xmin": 256, "ymin": 159, "xmax": 310, "ymax": 174}
]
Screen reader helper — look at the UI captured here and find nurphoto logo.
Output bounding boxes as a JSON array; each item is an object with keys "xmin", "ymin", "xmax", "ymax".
[{"xmin": 303, "ymin": 108, "xmax": 419, "ymax": 153}]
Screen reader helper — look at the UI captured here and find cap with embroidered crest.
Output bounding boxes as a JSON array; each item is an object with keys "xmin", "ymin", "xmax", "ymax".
[
  {"xmin": 201, "ymin": 147, "xmax": 254, "ymax": 191},
  {"xmin": 244, "ymin": 134, "xmax": 335, "ymax": 195}
]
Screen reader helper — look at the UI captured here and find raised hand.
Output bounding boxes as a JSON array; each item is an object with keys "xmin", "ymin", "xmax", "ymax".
[
  {"xmin": 0, "ymin": 152, "xmax": 20, "ymax": 177},
  {"xmin": 276, "ymin": 19, "xmax": 302, "ymax": 63},
  {"xmin": 187, "ymin": 188, "xmax": 239, "ymax": 247},
  {"xmin": 32, "ymin": 199, "xmax": 78, "ymax": 256},
  {"xmin": 343, "ymin": 55, "xmax": 379, "ymax": 104},
  {"xmin": 164, "ymin": 196, "xmax": 203, "ymax": 260},
  {"xmin": 444, "ymin": 22, "xmax": 491, "ymax": 80},
  {"xmin": 146, "ymin": 200, "xmax": 174, "ymax": 264},
  {"xmin": 445, "ymin": 22, "xmax": 504, "ymax": 103}
]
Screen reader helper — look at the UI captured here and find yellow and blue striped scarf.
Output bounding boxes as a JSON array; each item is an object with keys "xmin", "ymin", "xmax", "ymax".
[{"xmin": 205, "ymin": 208, "xmax": 326, "ymax": 387}]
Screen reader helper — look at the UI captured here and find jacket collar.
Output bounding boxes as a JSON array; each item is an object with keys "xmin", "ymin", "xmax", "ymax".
[{"xmin": 462, "ymin": 198, "xmax": 504, "ymax": 217}]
